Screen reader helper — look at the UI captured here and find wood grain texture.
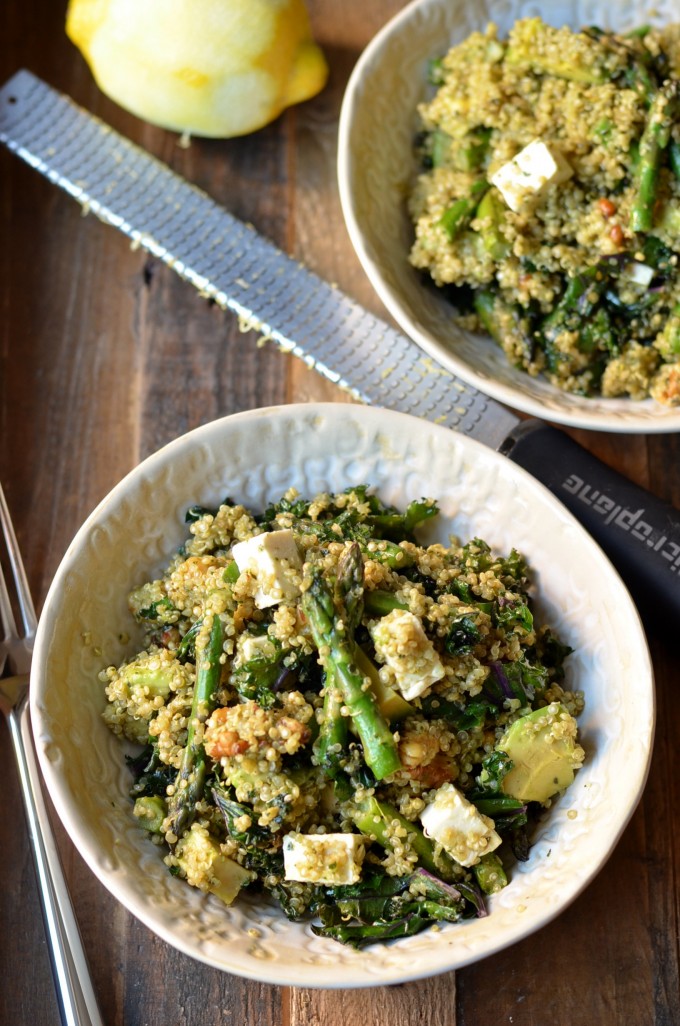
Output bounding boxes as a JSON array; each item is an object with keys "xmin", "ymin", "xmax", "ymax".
[
  {"xmin": 289, "ymin": 974, "xmax": 457, "ymax": 1026},
  {"xmin": 1, "ymin": 2, "xmax": 678, "ymax": 1025}
]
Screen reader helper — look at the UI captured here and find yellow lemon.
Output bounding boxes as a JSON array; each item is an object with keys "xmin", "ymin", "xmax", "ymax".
[{"xmin": 66, "ymin": 0, "xmax": 328, "ymax": 137}]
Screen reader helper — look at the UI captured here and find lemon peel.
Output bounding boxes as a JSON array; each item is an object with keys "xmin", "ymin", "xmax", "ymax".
[{"xmin": 66, "ymin": 0, "xmax": 329, "ymax": 138}]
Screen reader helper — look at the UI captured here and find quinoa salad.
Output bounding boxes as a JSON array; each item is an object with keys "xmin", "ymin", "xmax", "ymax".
[
  {"xmin": 101, "ymin": 487, "xmax": 584, "ymax": 948},
  {"xmin": 409, "ymin": 17, "xmax": 680, "ymax": 404}
]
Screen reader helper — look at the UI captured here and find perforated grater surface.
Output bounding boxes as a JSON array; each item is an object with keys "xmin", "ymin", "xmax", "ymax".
[{"xmin": 0, "ymin": 69, "xmax": 519, "ymax": 448}]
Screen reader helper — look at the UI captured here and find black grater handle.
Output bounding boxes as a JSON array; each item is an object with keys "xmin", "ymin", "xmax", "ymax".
[{"xmin": 502, "ymin": 420, "xmax": 680, "ymax": 633}]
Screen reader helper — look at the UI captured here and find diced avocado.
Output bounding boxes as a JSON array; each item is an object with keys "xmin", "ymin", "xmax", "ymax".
[
  {"xmin": 133, "ymin": 795, "xmax": 167, "ymax": 833},
  {"xmin": 354, "ymin": 647, "xmax": 414, "ymax": 723},
  {"xmin": 206, "ymin": 852, "xmax": 254, "ymax": 906},
  {"xmin": 175, "ymin": 823, "xmax": 254, "ymax": 906},
  {"xmin": 657, "ymin": 200, "xmax": 680, "ymax": 236},
  {"xmin": 225, "ymin": 762, "xmax": 313, "ymax": 830},
  {"xmin": 103, "ymin": 650, "xmax": 192, "ymax": 744},
  {"xmin": 497, "ymin": 702, "xmax": 584, "ymax": 804},
  {"xmin": 121, "ymin": 653, "xmax": 178, "ymax": 699}
]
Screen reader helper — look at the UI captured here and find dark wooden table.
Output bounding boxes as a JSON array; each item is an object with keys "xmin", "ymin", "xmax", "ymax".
[{"xmin": 1, "ymin": 3, "xmax": 678, "ymax": 1024}]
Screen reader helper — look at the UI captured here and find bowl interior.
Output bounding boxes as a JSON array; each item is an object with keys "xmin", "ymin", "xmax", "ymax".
[
  {"xmin": 31, "ymin": 404, "xmax": 654, "ymax": 986},
  {"xmin": 337, "ymin": 0, "xmax": 680, "ymax": 432}
]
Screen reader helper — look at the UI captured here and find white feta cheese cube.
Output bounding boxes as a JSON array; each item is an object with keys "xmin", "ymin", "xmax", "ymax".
[
  {"xmin": 236, "ymin": 633, "xmax": 277, "ymax": 666},
  {"xmin": 369, "ymin": 609, "xmax": 445, "ymax": 701},
  {"xmin": 283, "ymin": 832, "xmax": 366, "ymax": 885},
  {"xmin": 622, "ymin": 261, "xmax": 655, "ymax": 287},
  {"xmin": 419, "ymin": 782, "xmax": 502, "ymax": 868},
  {"xmin": 231, "ymin": 529, "xmax": 302, "ymax": 608},
  {"xmin": 491, "ymin": 139, "xmax": 573, "ymax": 214}
]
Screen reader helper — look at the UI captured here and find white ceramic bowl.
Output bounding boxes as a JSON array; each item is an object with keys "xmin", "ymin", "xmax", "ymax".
[
  {"xmin": 338, "ymin": 0, "xmax": 680, "ymax": 433},
  {"xmin": 31, "ymin": 404, "xmax": 654, "ymax": 986}
]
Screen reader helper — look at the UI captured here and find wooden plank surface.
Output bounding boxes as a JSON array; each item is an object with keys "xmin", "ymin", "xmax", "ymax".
[{"xmin": 1, "ymin": 2, "xmax": 678, "ymax": 1024}]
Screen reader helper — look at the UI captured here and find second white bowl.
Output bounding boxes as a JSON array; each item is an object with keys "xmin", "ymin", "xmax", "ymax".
[
  {"xmin": 338, "ymin": 0, "xmax": 680, "ymax": 432},
  {"xmin": 30, "ymin": 404, "xmax": 654, "ymax": 986}
]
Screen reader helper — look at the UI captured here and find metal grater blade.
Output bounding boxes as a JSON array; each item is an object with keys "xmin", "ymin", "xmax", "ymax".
[{"xmin": 0, "ymin": 70, "xmax": 519, "ymax": 447}]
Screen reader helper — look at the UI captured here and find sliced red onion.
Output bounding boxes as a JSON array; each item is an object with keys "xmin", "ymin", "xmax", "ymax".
[{"xmin": 490, "ymin": 660, "xmax": 513, "ymax": 700}]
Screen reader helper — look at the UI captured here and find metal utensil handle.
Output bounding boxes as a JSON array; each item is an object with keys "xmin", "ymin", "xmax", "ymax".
[{"xmin": 9, "ymin": 692, "xmax": 105, "ymax": 1026}]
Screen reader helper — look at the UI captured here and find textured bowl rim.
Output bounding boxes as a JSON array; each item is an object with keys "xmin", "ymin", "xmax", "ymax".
[
  {"xmin": 337, "ymin": 0, "xmax": 680, "ymax": 434},
  {"xmin": 30, "ymin": 403, "xmax": 656, "ymax": 986}
]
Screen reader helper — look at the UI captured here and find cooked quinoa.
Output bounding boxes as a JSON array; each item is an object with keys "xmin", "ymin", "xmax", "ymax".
[
  {"xmin": 409, "ymin": 17, "xmax": 680, "ymax": 402},
  {"xmin": 102, "ymin": 486, "xmax": 584, "ymax": 948}
]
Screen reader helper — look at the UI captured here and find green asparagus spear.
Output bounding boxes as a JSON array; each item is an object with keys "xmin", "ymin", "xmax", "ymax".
[
  {"xmin": 453, "ymin": 128, "xmax": 492, "ymax": 172},
  {"xmin": 312, "ymin": 914, "xmax": 433, "ymax": 948},
  {"xmin": 473, "ymin": 852, "xmax": 508, "ymax": 894},
  {"xmin": 363, "ymin": 590, "xmax": 409, "ymax": 617},
  {"xmin": 655, "ymin": 302, "xmax": 680, "ymax": 359},
  {"xmin": 315, "ymin": 666, "xmax": 350, "ymax": 784},
  {"xmin": 474, "ymin": 289, "xmax": 536, "ymax": 366},
  {"xmin": 302, "ymin": 557, "xmax": 401, "ymax": 781},
  {"xmin": 349, "ymin": 796, "xmax": 458, "ymax": 881},
  {"xmin": 631, "ymin": 80, "xmax": 680, "ymax": 233},
  {"xmin": 359, "ymin": 539, "xmax": 415, "ymax": 570},
  {"xmin": 166, "ymin": 613, "xmax": 224, "ymax": 841},
  {"xmin": 474, "ymin": 288, "xmax": 503, "ymax": 338},
  {"xmin": 439, "ymin": 179, "xmax": 490, "ymax": 240},
  {"xmin": 284, "ymin": 518, "xmax": 414, "ymax": 567},
  {"xmin": 335, "ymin": 541, "xmax": 364, "ymax": 631},
  {"xmin": 426, "ymin": 128, "xmax": 452, "ymax": 168},
  {"xmin": 475, "ymin": 188, "xmax": 510, "ymax": 261},
  {"xmin": 506, "ymin": 19, "xmax": 608, "ymax": 84},
  {"xmin": 584, "ymin": 26, "xmax": 659, "ymax": 105},
  {"xmin": 623, "ymin": 58, "xmax": 658, "ymax": 107},
  {"xmin": 315, "ymin": 545, "xmax": 365, "ymax": 792},
  {"xmin": 353, "ymin": 646, "xmax": 413, "ymax": 723},
  {"xmin": 626, "ymin": 25, "xmax": 651, "ymax": 39},
  {"xmin": 594, "ymin": 26, "xmax": 664, "ymax": 106}
]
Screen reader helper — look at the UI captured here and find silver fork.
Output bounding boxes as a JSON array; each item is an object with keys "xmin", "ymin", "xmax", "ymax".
[{"xmin": 0, "ymin": 482, "xmax": 105, "ymax": 1026}]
